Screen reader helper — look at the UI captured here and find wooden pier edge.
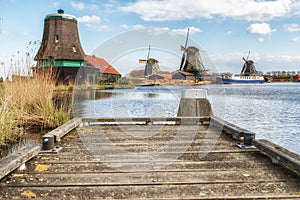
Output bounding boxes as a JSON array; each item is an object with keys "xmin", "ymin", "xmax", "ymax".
[
  {"xmin": 1, "ymin": 116, "xmax": 300, "ymax": 183},
  {"xmin": 210, "ymin": 116, "xmax": 300, "ymax": 176},
  {"xmin": 253, "ymin": 139, "xmax": 300, "ymax": 176},
  {"xmin": 43, "ymin": 117, "xmax": 82, "ymax": 142},
  {"xmin": 0, "ymin": 145, "xmax": 40, "ymax": 180},
  {"xmin": 0, "ymin": 117, "xmax": 82, "ymax": 180},
  {"xmin": 210, "ymin": 116, "xmax": 248, "ymax": 140}
]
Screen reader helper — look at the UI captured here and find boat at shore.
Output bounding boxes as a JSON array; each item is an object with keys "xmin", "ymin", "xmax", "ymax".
[
  {"xmin": 217, "ymin": 51, "xmax": 264, "ymax": 84},
  {"xmin": 217, "ymin": 74, "xmax": 264, "ymax": 84}
]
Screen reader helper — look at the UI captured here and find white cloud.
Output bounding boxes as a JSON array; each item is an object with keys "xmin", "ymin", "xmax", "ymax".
[
  {"xmin": 258, "ymin": 37, "xmax": 265, "ymax": 43},
  {"xmin": 71, "ymin": 1, "xmax": 98, "ymax": 10},
  {"xmin": 120, "ymin": 25, "xmax": 201, "ymax": 36},
  {"xmin": 71, "ymin": 2, "xmax": 85, "ymax": 10},
  {"xmin": 78, "ymin": 15, "xmax": 101, "ymax": 24},
  {"xmin": 291, "ymin": 37, "xmax": 300, "ymax": 42},
  {"xmin": 23, "ymin": 32, "xmax": 30, "ymax": 36},
  {"xmin": 290, "ymin": 1, "xmax": 300, "ymax": 16},
  {"xmin": 131, "ymin": 24, "xmax": 146, "ymax": 30},
  {"xmin": 104, "ymin": 0, "xmax": 121, "ymax": 13},
  {"xmin": 171, "ymin": 27, "xmax": 202, "ymax": 35},
  {"xmin": 50, "ymin": 2, "xmax": 60, "ymax": 9},
  {"xmin": 247, "ymin": 23, "xmax": 276, "ymax": 35},
  {"xmin": 284, "ymin": 24, "xmax": 300, "ymax": 32},
  {"xmin": 85, "ymin": 24, "xmax": 110, "ymax": 31},
  {"xmin": 0, "ymin": 30, "xmax": 9, "ymax": 36},
  {"xmin": 120, "ymin": 0, "xmax": 292, "ymax": 22},
  {"xmin": 121, "ymin": 24, "xmax": 130, "ymax": 29}
]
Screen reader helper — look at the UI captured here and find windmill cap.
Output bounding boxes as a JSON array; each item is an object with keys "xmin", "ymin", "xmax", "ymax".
[{"xmin": 45, "ymin": 9, "xmax": 77, "ymax": 22}]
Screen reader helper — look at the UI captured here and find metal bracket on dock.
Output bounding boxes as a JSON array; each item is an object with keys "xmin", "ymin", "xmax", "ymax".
[
  {"xmin": 236, "ymin": 131, "xmax": 256, "ymax": 149},
  {"xmin": 253, "ymin": 139, "xmax": 300, "ymax": 176},
  {"xmin": 40, "ymin": 145, "xmax": 63, "ymax": 154}
]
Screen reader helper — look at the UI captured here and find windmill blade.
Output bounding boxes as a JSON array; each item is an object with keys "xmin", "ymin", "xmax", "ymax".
[
  {"xmin": 145, "ymin": 45, "xmax": 151, "ymax": 73},
  {"xmin": 146, "ymin": 45, "xmax": 151, "ymax": 62},
  {"xmin": 179, "ymin": 53, "xmax": 186, "ymax": 70},
  {"xmin": 184, "ymin": 28, "xmax": 190, "ymax": 49},
  {"xmin": 139, "ymin": 59, "xmax": 147, "ymax": 64},
  {"xmin": 143, "ymin": 45, "xmax": 151, "ymax": 76},
  {"xmin": 180, "ymin": 45, "xmax": 186, "ymax": 52},
  {"xmin": 246, "ymin": 51, "xmax": 250, "ymax": 60},
  {"xmin": 242, "ymin": 57, "xmax": 246, "ymax": 62},
  {"xmin": 179, "ymin": 28, "xmax": 189, "ymax": 70},
  {"xmin": 241, "ymin": 63, "xmax": 246, "ymax": 74}
]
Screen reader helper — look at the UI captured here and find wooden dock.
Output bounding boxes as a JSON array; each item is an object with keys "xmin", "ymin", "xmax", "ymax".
[{"xmin": 0, "ymin": 117, "xmax": 300, "ymax": 199}]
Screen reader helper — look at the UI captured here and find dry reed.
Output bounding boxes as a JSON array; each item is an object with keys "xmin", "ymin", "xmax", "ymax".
[{"xmin": 0, "ymin": 69, "xmax": 70, "ymax": 146}]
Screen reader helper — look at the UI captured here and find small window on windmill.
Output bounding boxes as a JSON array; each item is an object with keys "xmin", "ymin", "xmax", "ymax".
[
  {"xmin": 73, "ymin": 46, "xmax": 77, "ymax": 53},
  {"xmin": 55, "ymin": 35, "xmax": 59, "ymax": 43}
]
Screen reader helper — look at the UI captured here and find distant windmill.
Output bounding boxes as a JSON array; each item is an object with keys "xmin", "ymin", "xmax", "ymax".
[
  {"xmin": 139, "ymin": 45, "xmax": 159, "ymax": 77},
  {"xmin": 241, "ymin": 51, "xmax": 257, "ymax": 75}
]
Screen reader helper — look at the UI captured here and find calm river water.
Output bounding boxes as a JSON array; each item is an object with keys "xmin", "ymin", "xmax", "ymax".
[{"xmin": 72, "ymin": 82, "xmax": 300, "ymax": 155}]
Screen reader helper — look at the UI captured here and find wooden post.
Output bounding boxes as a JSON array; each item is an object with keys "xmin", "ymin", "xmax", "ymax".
[{"xmin": 177, "ymin": 89, "xmax": 212, "ymax": 124}]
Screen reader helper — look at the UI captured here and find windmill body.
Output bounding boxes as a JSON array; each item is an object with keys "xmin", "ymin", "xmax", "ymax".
[
  {"xmin": 139, "ymin": 46, "xmax": 160, "ymax": 77},
  {"xmin": 34, "ymin": 9, "xmax": 98, "ymax": 84},
  {"xmin": 177, "ymin": 29, "xmax": 207, "ymax": 81}
]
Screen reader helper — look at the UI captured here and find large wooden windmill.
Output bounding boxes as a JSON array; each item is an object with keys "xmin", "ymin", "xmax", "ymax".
[
  {"xmin": 178, "ymin": 28, "xmax": 206, "ymax": 80},
  {"xmin": 34, "ymin": 9, "xmax": 90, "ymax": 84},
  {"xmin": 139, "ymin": 45, "xmax": 159, "ymax": 77}
]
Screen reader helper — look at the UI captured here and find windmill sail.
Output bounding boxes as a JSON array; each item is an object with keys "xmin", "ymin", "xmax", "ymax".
[
  {"xmin": 144, "ymin": 45, "xmax": 151, "ymax": 76},
  {"xmin": 179, "ymin": 28, "xmax": 189, "ymax": 70},
  {"xmin": 138, "ymin": 59, "xmax": 147, "ymax": 64}
]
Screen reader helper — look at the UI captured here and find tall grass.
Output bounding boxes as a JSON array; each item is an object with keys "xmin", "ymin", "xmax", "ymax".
[{"xmin": 0, "ymin": 70, "xmax": 70, "ymax": 146}]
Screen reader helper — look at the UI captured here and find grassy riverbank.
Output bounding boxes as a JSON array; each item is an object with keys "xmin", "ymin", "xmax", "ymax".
[{"xmin": 0, "ymin": 73, "xmax": 70, "ymax": 147}]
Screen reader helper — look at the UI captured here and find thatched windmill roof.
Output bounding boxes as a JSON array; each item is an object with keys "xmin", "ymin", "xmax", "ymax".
[{"xmin": 34, "ymin": 9, "xmax": 85, "ymax": 62}]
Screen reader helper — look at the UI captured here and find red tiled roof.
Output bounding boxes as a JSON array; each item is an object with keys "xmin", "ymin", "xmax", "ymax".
[{"xmin": 85, "ymin": 55, "xmax": 121, "ymax": 75}]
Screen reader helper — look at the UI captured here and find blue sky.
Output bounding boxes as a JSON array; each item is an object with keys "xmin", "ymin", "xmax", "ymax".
[{"xmin": 1, "ymin": 0, "xmax": 300, "ymax": 77}]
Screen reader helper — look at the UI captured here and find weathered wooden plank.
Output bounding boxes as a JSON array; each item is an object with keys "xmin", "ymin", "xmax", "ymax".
[
  {"xmin": 254, "ymin": 139, "xmax": 300, "ymax": 176},
  {"xmin": 25, "ymin": 159, "xmax": 271, "ymax": 169},
  {"xmin": 59, "ymin": 143, "xmax": 241, "ymax": 152},
  {"xmin": 17, "ymin": 165, "xmax": 280, "ymax": 175},
  {"xmin": 82, "ymin": 116, "xmax": 210, "ymax": 125},
  {"xmin": 6, "ymin": 169, "xmax": 298, "ymax": 187},
  {"xmin": 0, "ymin": 145, "xmax": 40, "ymax": 180},
  {"xmin": 50, "ymin": 149, "xmax": 260, "ymax": 164},
  {"xmin": 43, "ymin": 117, "xmax": 82, "ymax": 142},
  {"xmin": 1, "ymin": 183, "xmax": 300, "ymax": 199}
]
